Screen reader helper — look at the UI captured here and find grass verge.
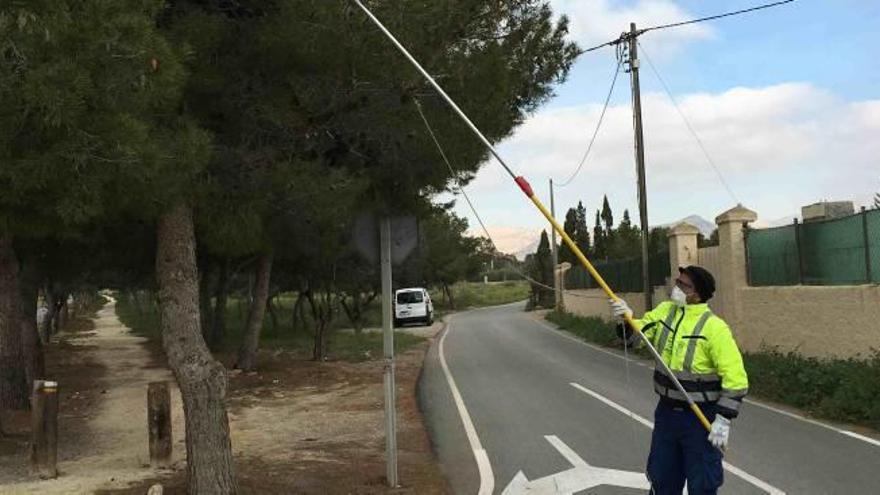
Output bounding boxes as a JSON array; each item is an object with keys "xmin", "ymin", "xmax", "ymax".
[
  {"xmin": 431, "ymin": 280, "xmax": 529, "ymax": 312},
  {"xmin": 114, "ymin": 293, "xmax": 425, "ymax": 363},
  {"xmin": 745, "ymin": 347, "xmax": 880, "ymax": 430}
]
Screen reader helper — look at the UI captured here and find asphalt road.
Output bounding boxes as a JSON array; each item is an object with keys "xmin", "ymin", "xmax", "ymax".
[{"xmin": 418, "ymin": 302, "xmax": 880, "ymax": 494}]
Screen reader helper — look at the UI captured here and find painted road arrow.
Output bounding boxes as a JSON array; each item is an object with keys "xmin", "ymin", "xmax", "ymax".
[{"xmin": 501, "ymin": 435, "xmax": 650, "ymax": 494}]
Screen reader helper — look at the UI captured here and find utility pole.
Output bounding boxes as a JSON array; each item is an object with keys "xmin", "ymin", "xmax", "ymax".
[
  {"xmin": 626, "ymin": 23, "xmax": 653, "ymax": 311},
  {"xmin": 549, "ymin": 179, "xmax": 562, "ymax": 311}
]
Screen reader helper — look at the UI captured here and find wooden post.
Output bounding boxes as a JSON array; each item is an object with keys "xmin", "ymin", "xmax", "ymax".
[
  {"xmin": 794, "ymin": 218, "xmax": 805, "ymax": 285},
  {"xmin": 30, "ymin": 379, "xmax": 58, "ymax": 478},
  {"xmin": 862, "ymin": 207, "xmax": 873, "ymax": 283},
  {"xmin": 148, "ymin": 381, "xmax": 172, "ymax": 467}
]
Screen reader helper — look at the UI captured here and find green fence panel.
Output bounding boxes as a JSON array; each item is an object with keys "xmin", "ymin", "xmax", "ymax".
[
  {"xmin": 564, "ymin": 263, "xmax": 590, "ymax": 290},
  {"xmin": 867, "ymin": 209, "xmax": 880, "ymax": 284},
  {"xmin": 747, "ymin": 226, "xmax": 799, "ymax": 286},
  {"xmin": 800, "ymin": 215, "xmax": 867, "ymax": 285},
  {"xmin": 564, "ymin": 252, "xmax": 670, "ymax": 293},
  {"xmin": 748, "ymin": 210, "xmax": 878, "ymax": 286},
  {"xmin": 652, "ymin": 251, "xmax": 672, "ymax": 288}
]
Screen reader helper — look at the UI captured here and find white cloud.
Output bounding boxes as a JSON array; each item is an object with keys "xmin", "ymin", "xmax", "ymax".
[
  {"xmin": 550, "ymin": 0, "xmax": 713, "ymax": 56},
  {"xmin": 456, "ymin": 82, "xmax": 880, "ymax": 233}
]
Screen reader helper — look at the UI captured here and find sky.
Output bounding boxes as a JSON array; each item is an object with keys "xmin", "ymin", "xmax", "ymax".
[{"xmin": 438, "ymin": 1, "xmax": 880, "ymax": 255}]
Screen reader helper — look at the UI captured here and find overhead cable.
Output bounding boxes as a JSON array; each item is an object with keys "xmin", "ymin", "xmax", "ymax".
[
  {"xmin": 413, "ymin": 99, "xmax": 606, "ymax": 300},
  {"xmin": 642, "ymin": 0, "xmax": 795, "ymax": 34},
  {"xmin": 580, "ymin": 0, "xmax": 797, "ymax": 53},
  {"xmin": 555, "ymin": 58, "xmax": 622, "ymax": 188},
  {"xmin": 637, "ymin": 41, "xmax": 740, "ymax": 205}
]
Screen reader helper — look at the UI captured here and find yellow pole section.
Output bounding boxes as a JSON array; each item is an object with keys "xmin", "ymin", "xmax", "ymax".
[{"xmin": 524, "ymin": 190, "xmax": 712, "ymax": 431}]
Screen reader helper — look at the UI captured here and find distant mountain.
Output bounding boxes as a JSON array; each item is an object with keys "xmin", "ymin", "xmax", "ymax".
[
  {"xmin": 514, "ymin": 238, "xmax": 541, "ymax": 261},
  {"xmin": 659, "ymin": 215, "xmax": 716, "ymax": 237},
  {"xmin": 468, "ymin": 226, "xmax": 543, "ymax": 261},
  {"xmin": 471, "ymin": 213, "xmax": 801, "ymax": 263}
]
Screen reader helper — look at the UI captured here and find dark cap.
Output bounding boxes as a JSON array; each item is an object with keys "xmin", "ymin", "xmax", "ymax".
[{"xmin": 679, "ymin": 266, "xmax": 716, "ymax": 302}]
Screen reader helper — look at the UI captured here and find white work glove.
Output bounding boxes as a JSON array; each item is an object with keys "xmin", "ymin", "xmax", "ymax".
[
  {"xmin": 609, "ymin": 299, "xmax": 632, "ymax": 323},
  {"xmin": 707, "ymin": 415, "xmax": 731, "ymax": 450}
]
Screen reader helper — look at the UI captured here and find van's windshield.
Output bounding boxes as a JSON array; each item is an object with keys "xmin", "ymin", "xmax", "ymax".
[{"xmin": 396, "ymin": 291, "xmax": 424, "ymax": 304}]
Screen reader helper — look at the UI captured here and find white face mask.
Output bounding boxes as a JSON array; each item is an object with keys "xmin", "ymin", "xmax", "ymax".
[{"xmin": 670, "ymin": 286, "xmax": 687, "ymax": 307}]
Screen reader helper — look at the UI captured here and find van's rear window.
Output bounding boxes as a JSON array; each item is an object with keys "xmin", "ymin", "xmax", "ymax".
[{"xmin": 396, "ymin": 291, "xmax": 424, "ymax": 304}]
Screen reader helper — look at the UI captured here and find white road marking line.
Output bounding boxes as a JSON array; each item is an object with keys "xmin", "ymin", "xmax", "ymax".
[
  {"xmin": 531, "ymin": 316, "xmax": 648, "ymax": 367},
  {"xmin": 439, "ymin": 319, "xmax": 494, "ymax": 495},
  {"xmin": 534, "ymin": 315, "xmax": 880, "ymax": 448},
  {"xmin": 570, "ymin": 382, "xmax": 786, "ymax": 495},
  {"xmin": 545, "ymin": 435, "xmax": 589, "ymax": 467},
  {"xmin": 502, "ymin": 436, "xmax": 650, "ymax": 494},
  {"xmin": 570, "ymin": 382, "xmax": 653, "ymax": 429},
  {"xmin": 744, "ymin": 398, "xmax": 880, "ymax": 448}
]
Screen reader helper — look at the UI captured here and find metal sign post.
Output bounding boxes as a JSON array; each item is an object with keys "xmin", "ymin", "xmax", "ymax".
[
  {"xmin": 358, "ymin": 214, "xmax": 417, "ymax": 488},
  {"xmin": 379, "ymin": 216, "xmax": 398, "ymax": 487}
]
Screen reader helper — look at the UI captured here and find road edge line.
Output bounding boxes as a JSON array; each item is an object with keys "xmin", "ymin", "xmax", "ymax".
[{"xmin": 439, "ymin": 318, "xmax": 494, "ymax": 495}]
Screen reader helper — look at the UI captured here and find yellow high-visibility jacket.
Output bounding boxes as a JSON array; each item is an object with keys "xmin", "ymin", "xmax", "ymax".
[{"xmin": 626, "ymin": 301, "xmax": 749, "ymax": 418}]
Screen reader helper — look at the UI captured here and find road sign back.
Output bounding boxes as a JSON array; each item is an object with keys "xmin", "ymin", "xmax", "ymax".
[{"xmin": 353, "ymin": 214, "xmax": 419, "ymax": 265}]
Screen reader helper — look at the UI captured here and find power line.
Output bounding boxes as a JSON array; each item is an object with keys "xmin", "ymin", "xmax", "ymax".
[
  {"xmin": 637, "ymin": 40, "xmax": 740, "ymax": 205},
  {"xmin": 642, "ymin": 0, "xmax": 795, "ymax": 34},
  {"xmin": 555, "ymin": 58, "xmax": 622, "ymax": 188},
  {"xmin": 413, "ymin": 99, "xmax": 606, "ymax": 300},
  {"xmin": 580, "ymin": 0, "xmax": 796, "ymax": 53}
]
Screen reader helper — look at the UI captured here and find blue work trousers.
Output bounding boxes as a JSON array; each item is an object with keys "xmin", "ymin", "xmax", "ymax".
[{"xmin": 647, "ymin": 400, "xmax": 724, "ymax": 495}]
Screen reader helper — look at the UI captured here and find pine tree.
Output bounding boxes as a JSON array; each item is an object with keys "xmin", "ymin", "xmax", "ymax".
[
  {"xmin": 559, "ymin": 207, "xmax": 579, "ymax": 264},
  {"xmin": 610, "ymin": 210, "xmax": 642, "ymax": 259},
  {"xmin": 600, "ymin": 196, "xmax": 616, "ymax": 258},
  {"xmin": 593, "ymin": 210, "xmax": 607, "ymax": 259},
  {"xmin": 0, "ymin": 0, "xmax": 189, "ymax": 412},
  {"xmin": 530, "ymin": 231, "xmax": 554, "ymax": 307},
  {"xmin": 601, "ymin": 195, "xmax": 614, "ymax": 233}
]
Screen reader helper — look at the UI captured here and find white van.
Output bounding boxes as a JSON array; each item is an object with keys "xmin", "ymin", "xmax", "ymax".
[{"xmin": 394, "ymin": 288, "xmax": 434, "ymax": 327}]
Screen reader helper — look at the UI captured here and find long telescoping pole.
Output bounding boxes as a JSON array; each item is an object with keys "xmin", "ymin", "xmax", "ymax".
[{"xmin": 350, "ymin": 0, "xmax": 712, "ymax": 431}]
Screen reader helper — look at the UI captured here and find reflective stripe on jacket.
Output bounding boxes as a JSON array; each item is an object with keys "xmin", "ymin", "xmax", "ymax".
[{"xmin": 626, "ymin": 301, "xmax": 749, "ymax": 418}]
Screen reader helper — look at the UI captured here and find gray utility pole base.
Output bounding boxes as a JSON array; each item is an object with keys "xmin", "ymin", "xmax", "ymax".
[
  {"xmin": 627, "ymin": 23, "xmax": 653, "ymax": 312},
  {"xmin": 380, "ymin": 217, "xmax": 399, "ymax": 487}
]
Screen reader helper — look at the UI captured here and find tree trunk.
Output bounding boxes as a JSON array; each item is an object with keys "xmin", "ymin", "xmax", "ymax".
[
  {"xmin": 18, "ymin": 257, "xmax": 44, "ymax": 397},
  {"xmin": 198, "ymin": 262, "xmax": 213, "ymax": 344},
  {"xmin": 155, "ymin": 203, "xmax": 237, "ymax": 494},
  {"xmin": 313, "ymin": 319, "xmax": 328, "ymax": 361},
  {"xmin": 266, "ymin": 295, "xmax": 278, "ymax": 331},
  {"xmin": 306, "ymin": 291, "xmax": 323, "ymax": 361},
  {"xmin": 291, "ymin": 292, "xmax": 307, "ymax": 333},
  {"xmin": 54, "ymin": 297, "xmax": 68, "ymax": 333},
  {"xmin": 210, "ymin": 259, "xmax": 230, "ymax": 352},
  {"xmin": 41, "ymin": 285, "xmax": 55, "ymax": 339},
  {"xmin": 0, "ymin": 235, "xmax": 29, "ymax": 410},
  {"xmin": 340, "ymin": 297, "xmax": 360, "ymax": 335},
  {"xmin": 444, "ymin": 283, "xmax": 456, "ymax": 310},
  {"xmin": 235, "ymin": 252, "xmax": 273, "ymax": 371},
  {"xmin": 341, "ymin": 292, "xmax": 375, "ymax": 336}
]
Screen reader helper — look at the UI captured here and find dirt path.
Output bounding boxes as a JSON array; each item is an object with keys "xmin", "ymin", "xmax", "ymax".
[
  {"xmin": 102, "ymin": 323, "xmax": 450, "ymax": 494},
  {"xmin": 0, "ymin": 298, "xmax": 185, "ymax": 494},
  {"xmin": 4, "ymin": 300, "xmax": 450, "ymax": 494}
]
